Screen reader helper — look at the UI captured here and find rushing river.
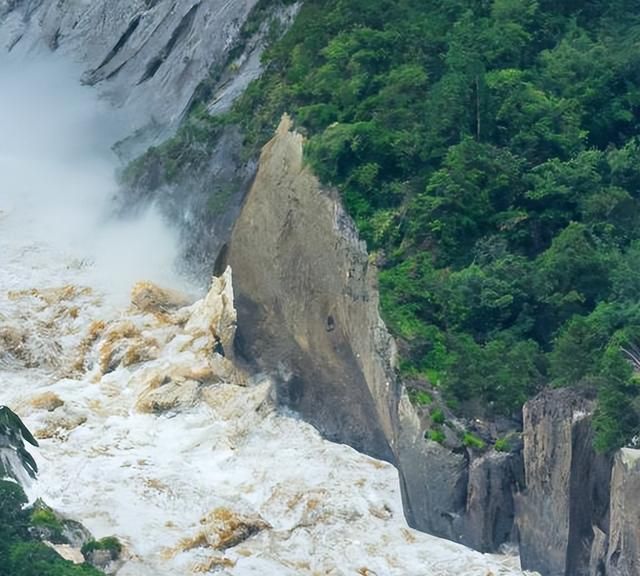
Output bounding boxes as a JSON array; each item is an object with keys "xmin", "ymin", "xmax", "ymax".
[{"xmin": 0, "ymin": 53, "xmax": 530, "ymax": 575}]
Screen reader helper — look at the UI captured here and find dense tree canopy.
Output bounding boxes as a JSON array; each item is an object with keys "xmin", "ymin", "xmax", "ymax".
[{"xmin": 150, "ymin": 0, "xmax": 640, "ymax": 451}]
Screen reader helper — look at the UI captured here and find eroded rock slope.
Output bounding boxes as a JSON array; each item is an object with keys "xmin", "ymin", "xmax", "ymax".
[{"xmin": 1, "ymin": 0, "xmax": 261, "ymax": 143}]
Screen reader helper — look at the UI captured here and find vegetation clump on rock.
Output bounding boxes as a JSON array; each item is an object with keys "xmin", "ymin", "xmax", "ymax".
[{"xmin": 0, "ymin": 407, "xmax": 107, "ymax": 576}]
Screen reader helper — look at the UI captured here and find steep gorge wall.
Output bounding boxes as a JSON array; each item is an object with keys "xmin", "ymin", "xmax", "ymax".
[
  {"xmin": 607, "ymin": 450, "xmax": 640, "ymax": 575},
  {"xmin": 516, "ymin": 389, "xmax": 612, "ymax": 576},
  {"xmin": 515, "ymin": 389, "xmax": 640, "ymax": 576},
  {"xmin": 0, "ymin": 0, "xmax": 298, "ymax": 278},
  {"xmin": 0, "ymin": 0, "xmax": 265, "ymax": 149}
]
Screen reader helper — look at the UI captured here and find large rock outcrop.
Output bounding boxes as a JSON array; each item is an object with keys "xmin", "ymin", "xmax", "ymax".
[
  {"xmin": 227, "ymin": 114, "xmax": 519, "ymax": 547},
  {"xmin": 516, "ymin": 389, "xmax": 612, "ymax": 576},
  {"xmin": 227, "ymin": 115, "xmax": 397, "ymax": 460},
  {"xmin": 606, "ymin": 449, "xmax": 640, "ymax": 576}
]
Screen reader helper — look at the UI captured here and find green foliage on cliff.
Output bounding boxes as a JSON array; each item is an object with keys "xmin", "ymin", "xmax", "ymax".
[
  {"xmin": 228, "ymin": 0, "xmax": 640, "ymax": 451},
  {"xmin": 155, "ymin": 0, "xmax": 640, "ymax": 451},
  {"xmin": 81, "ymin": 537, "xmax": 122, "ymax": 560},
  {"xmin": 0, "ymin": 481, "xmax": 104, "ymax": 576}
]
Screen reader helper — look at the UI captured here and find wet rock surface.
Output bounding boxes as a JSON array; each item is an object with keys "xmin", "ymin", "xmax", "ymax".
[{"xmin": 122, "ymin": 124, "xmax": 258, "ymax": 280}]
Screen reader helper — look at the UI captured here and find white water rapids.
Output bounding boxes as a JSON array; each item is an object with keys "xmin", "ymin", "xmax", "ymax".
[{"xmin": 0, "ymin": 54, "xmax": 531, "ymax": 575}]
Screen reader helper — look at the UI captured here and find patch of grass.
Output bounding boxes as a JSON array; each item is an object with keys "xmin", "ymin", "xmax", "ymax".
[
  {"xmin": 425, "ymin": 429, "xmax": 445, "ymax": 444},
  {"xmin": 424, "ymin": 369, "xmax": 443, "ymax": 387},
  {"xmin": 408, "ymin": 388, "xmax": 432, "ymax": 407},
  {"xmin": 30, "ymin": 507, "xmax": 64, "ymax": 541},
  {"xmin": 494, "ymin": 437, "xmax": 511, "ymax": 453},
  {"xmin": 462, "ymin": 432, "xmax": 486, "ymax": 450},
  {"xmin": 431, "ymin": 408, "xmax": 445, "ymax": 425}
]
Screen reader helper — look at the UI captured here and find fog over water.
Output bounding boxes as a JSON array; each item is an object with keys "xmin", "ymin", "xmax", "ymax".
[{"xmin": 0, "ymin": 52, "xmax": 188, "ymax": 304}]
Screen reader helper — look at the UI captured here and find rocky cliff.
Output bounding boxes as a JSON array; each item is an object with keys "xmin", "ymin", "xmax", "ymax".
[
  {"xmin": 0, "ymin": 0, "xmax": 297, "ymax": 152},
  {"xmin": 512, "ymin": 389, "xmax": 640, "ymax": 576},
  {"xmin": 516, "ymin": 389, "xmax": 612, "ymax": 576},
  {"xmin": 607, "ymin": 449, "xmax": 640, "ymax": 576},
  {"xmin": 227, "ymin": 115, "xmax": 398, "ymax": 460},
  {"xmin": 226, "ymin": 114, "xmax": 524, "ymax": 550}
]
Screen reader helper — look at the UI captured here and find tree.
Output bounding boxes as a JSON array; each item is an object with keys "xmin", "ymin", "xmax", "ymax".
[{"xmin": 0, "ymin": 407, "xmax": 39, "ymax": 482}]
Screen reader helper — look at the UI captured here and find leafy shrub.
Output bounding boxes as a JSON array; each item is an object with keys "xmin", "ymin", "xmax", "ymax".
[
  {"xmin": 431, "ymin": 408, "xmax": 445, "ymax": 425},
  {"xmin": 81, "ymin": 537, "xmax": 122, "ymax": 560},
  {"xmin": 30, "ymin": 507, "xmax": 64, "ymax": 542},
  {"xmin": 425, "ymin": 429, "xmax": 445, "ymax": 444},
  {"xmin": 0, "ymin": 426, "xmax": 104, "ymax": 575},
  {"xmin": 6, "ymin": 541, "xmax": 103, "ymax": 576},
  {"xmin": 463, "ymin": 432, "xmax": 486, "ymax": 450}
]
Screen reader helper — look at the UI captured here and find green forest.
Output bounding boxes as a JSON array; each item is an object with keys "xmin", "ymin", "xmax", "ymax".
[{"xmin": 144, "ymin": 0, "xmax": 640, "ymax": 451}]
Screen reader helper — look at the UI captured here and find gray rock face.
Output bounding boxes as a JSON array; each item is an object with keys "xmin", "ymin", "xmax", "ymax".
[
  {"xmin": 463, "ymin": 451, "xmax": 523, "ymax": 552},
  {"xmin": 122, "ymin": 124, "xmax": 257, "ymax": 280},
  {"xmin": 391, "ymin": 397, "xmax": 469, "ymax": 539},
  {"xmin": 1, "ymin": 0, "xmax": 261, "ymax": 140},
  {"xmin": 228, "ymin": 116, "xmax": 397, "ymax": 461},
  {"xmin": 516, "ymin": 389, "xmax": 612, "ymax": 576},
  {"xmin": 606, "ymin": 449, "xmax": 640, "ymax": 576}
]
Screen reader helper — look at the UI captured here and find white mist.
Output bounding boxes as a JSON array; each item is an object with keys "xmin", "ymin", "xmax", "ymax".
[{"xmin": 0, "ymin": 52, "xmax": 187, "ymax": 304}]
